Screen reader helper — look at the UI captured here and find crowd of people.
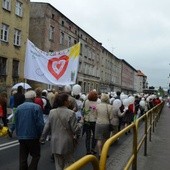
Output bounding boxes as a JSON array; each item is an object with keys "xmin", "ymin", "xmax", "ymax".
[{"xmin": 0, "ymin": 84, "xmax": 163, "ymax": 170}]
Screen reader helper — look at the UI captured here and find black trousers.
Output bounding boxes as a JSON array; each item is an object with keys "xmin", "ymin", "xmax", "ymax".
[
  {"xmin": 83, "ymin": 122, "xmax": 97, "ymax": 153},
  {"xmin": 19, "ymin": 139, "xmax": 40, "ymax": 170}
]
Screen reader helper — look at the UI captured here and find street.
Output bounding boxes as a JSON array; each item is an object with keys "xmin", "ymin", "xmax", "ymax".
[
  {"xmin": 0, "ymin": 129, "xmax": 134, "ymax": 170},
  {"xmin": 1, "ymin": 112, "xmax": 162, "ymax": 170},
  {"xmin": 0, "ymin": 137, "xmax": 55, "ymax": 170}
]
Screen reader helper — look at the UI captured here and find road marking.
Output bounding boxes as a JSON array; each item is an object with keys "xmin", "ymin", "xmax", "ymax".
[{"xmin": 0, "ymin": 140, "xmax": 19, "ymax": 151}]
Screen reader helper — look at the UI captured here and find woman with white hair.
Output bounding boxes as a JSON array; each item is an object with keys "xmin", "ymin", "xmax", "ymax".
[{"xmin": 95, "ymin": 93, "xmax": 112, "ymax": 157}]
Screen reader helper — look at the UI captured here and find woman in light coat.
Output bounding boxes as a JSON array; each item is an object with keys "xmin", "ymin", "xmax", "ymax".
[
  {"xmin": 110, "ymin": 104, "xmax": 127, "ymax": 137},
  {"xmin": 40, "ymin": 92, "xmax": 83, "ymax": 170},
  {"xmin": 95, "ymin": 93, "xmax": 112, "ymax": 157}
]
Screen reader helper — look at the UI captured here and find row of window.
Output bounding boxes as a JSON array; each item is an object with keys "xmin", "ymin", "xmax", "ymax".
[
  {"xmin": 61, "ymin": 20, "xmax": 88, "ymax": 42},
  {"xmin": 2, "ymin": 0, "xmax": 23, "ymax": 17},
  {"xmin": 0, "ymin": 23, "xmax": 21, "ymax": 46}
]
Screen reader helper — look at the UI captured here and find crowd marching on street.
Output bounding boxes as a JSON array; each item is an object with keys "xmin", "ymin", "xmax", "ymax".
[{"xmin": 0, "ymin": 84, "xmax": 165, "ymax": 170}]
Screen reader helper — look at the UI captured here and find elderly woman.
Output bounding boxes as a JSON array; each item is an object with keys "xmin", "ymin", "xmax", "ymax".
[
  {"xmin": 40, "ymin": 92, "xmax": 83, "ymax": 170},
  {"xmin": 95, "ymin": 93, "xmax": 112, "ymax": 157},
  {"xmin": 83, "ymin": 90, "xmax": 98, "ymax": 155}
]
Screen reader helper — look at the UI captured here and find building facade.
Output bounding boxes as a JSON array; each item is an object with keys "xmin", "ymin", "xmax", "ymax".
[
  {"xmin": 0, "ymin": 0, "xmax": 30, "ymax": 92},
  {"xmin": 29, "ymin": 2, "xmax": 102, "ymax": 92},
  {"xmin": 100, "ymin": 47, "xmax": 122, "ymax": 92},
  {"xmin": 0, "ymin": 1, "xmax": 148, "ymax": 94},
  {"xmin": 121, "ymin": 60, "xmax": 136, "ymax": 94},
  {"xmin": 136, "ymin": 70, "xmax": 148, "ymax": 93},
  {"xmin": 29, "ymin": 2, "xmax": 147, "ymax": 94}
]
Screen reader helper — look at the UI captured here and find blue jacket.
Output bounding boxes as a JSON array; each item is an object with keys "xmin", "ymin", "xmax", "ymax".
[{"xmin": 15, "ymin": 101, "xmax": 44, "ymax": 140}]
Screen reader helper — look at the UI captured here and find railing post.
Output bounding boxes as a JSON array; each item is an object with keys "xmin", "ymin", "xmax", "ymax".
[
  {"xmin": 132, "ymin": 122, "xmax": 138, "ymax": 170},
  {"xmin": 152, "ymin": 110, "xmax": 155, "ymax": 133},
  {"xmin": 149, "ymin": 111, "xmax": 152, "ymax": 142},
  {"xmin": 144, "ymin": 114, "xmax": 147, "ymax": 156}
]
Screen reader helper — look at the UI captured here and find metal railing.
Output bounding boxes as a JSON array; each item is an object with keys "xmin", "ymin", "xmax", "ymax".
[
  {"xmin": 100, "ymin": 101, "xmax": 164, "ymax": 170},
  {"xmin": 65, "ymin": 101, "xmax": 164, "ymax": 170},
  {"xmin": 65, "ymin": 154, "xmax": 99, "ymax": 170}
]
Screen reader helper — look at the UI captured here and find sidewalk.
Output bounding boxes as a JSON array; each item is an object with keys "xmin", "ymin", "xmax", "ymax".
[{"xmin": 138, "ymin": 104, "xmax": 170, "ymax": 170}]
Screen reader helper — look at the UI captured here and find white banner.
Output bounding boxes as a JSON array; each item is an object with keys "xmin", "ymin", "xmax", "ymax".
[{"xmin": 24, "ymin": 39, "xmax": 80, "ymax": 85}]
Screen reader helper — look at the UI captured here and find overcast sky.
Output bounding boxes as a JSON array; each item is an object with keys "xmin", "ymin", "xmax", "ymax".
[{"xmin": 31, "ymin": 0, "xmax": 170, "ymax": 89}]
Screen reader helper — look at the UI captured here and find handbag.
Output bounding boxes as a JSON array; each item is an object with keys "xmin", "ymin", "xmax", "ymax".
[{"xmin": 106, "ymin": 104, "xmax": 113, "ymax": 131}]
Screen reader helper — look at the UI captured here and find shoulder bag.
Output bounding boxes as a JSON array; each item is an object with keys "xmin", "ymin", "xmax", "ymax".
[{"xmin": 106, "ymin": 104, "xmax": 113, "ymax": 131}]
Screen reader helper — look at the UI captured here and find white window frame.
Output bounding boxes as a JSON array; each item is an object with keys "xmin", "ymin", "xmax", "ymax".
[
  {"xmin": 2, "ymin": 0, "xmax": 11, "ymax": 11},
  {"xmin": 15, "ymin": 1, "xmax": 23, "ymax": 17},
  {"xmin": 0, "ymin": 24, "xmax": 9, "ymax": 42},
  {"xmin": 14, "ymin": 29, "xmax": 21, "ymax": 46},
  {"xmin": 49, "ymin": 26, "xmax": 54, "ymax": 40}
]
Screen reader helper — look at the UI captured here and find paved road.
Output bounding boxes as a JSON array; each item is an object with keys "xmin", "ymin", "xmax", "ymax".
[{"xmin": 1, "ymin": 103, "xmax": 168, "ymax": 170}]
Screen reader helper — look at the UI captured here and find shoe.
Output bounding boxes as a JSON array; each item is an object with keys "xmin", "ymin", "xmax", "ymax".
[
  {"xmin": 91, "ymin": 150, "xmax": 97, "ymax": 155},
  {"xmin": 50, "ymin": 154, "xmax": 54, "ymax": 162},
  {"xmin": 40, "ymin": 141, "xmax": 45, "ymax": 145},
  {"xmin": 86, "ymin": 152, "xmax": 91, "ymax": 155},
  {"xmin": 7, "ymin": 129, "xmax": 12, "ymax": 138}
]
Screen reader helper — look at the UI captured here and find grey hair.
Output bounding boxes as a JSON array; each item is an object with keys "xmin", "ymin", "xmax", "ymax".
[{"xmin": 25, "ymin": 90, "xmax": 36, "ymax": 99}]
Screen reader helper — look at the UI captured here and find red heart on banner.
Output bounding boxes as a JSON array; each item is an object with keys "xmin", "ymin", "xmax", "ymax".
[{"xmin": 47, "ymin": 55, "xmax": 69, "ymax": 80}]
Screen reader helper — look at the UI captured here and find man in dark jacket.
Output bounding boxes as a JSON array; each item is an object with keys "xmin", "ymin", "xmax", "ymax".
[{"xmin": 15, "ymin": 90, "xmax": 44, "ymax": 170}]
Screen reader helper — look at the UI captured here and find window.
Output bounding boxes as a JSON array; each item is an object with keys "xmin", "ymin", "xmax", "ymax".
[
  {"xmin": 61, "ymin": 21, "xmax": 64, "ymax": 26},
  {"xmin": 0, "ymin": 23, "xmax": 9, "ymax": 42},
  {"xmin": 15, "ymin": 1, "xmax": 23, "ymax": 17},
  {"xmin": 69, "ymin": 26, "xmax": 71, "ymax": 30},
  {"xmin": 14, "ymin": 29, "xmax": 21, "ymax": 46},
  {"xmin": 2, "ymin": 0, "xmax": 11, "ymax": 11},
  {"xmin": 68, "ymin": 36, "xmax": 71, "ymax": 47},
  {"xmin": 60, "ymin": 32, "xmax": 64, "ymax": 44},
  {"xmin": 52, "ymin": 14, "xmax": 54, "ymax": 19},
  {"xmin": 0, "ymin": 57, "xmax": 7, "ymax": 76},
  {"xmin": 80, "ymin": 43, "xmax": 82, "ymax": 55},
  {"xmin": 12, "ymin": 60, "xmax": 19, "ymax": 77},
  {"xmin": 49, "ymin": 26, "xmax": 54, "ymax": 40}
]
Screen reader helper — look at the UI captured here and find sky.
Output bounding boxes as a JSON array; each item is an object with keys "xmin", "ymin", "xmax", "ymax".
[{"xmin": 31, "ymin": 0, "xmax": 170, "ymax": 90}]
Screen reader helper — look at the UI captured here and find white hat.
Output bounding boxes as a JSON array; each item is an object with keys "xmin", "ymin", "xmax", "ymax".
[{"xmin": 42, "ymin": 89, "xmax": 48, "ymax": 94}]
